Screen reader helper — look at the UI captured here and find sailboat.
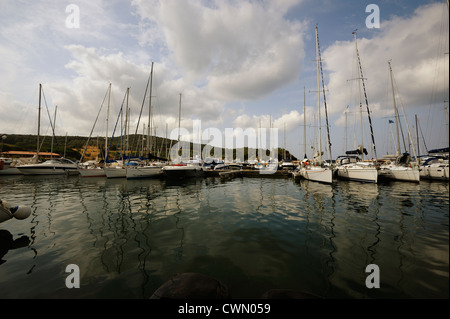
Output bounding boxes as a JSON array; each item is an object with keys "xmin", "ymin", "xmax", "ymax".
[
  {"xmin": 17, "ymin": 84, "xmax": 78, "ymax": 176},
  {"xmin": 126, "ymin": 62, "xmax": 164, "ymax": 179},
  {"xmin": 78, "ymin": 84, "xmax": 112, "ymax": 178},
  {"xmin": 162, "ymin": 93, "xmax": 205, "ymax": 179},
  {"xmin": 104, "ymin": 88, "xmax": 132, "ymax": 179},
  {"xmin": 378, "ymin": 61, "xmax": 420, "ymax": 183},
  {"xmin": 335, "ymin": 31, "xmax": 378, "ymax": 183},
  {"xmin": 297, "ymin": 26, "xmax": 333, "ymax": 184}
]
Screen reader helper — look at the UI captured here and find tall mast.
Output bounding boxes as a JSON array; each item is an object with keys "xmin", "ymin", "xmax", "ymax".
[
  {"xmin": 147, "ymin": 62, "xmax": 154, "ymax": 158},
  {"xmin": 126, "ymin": 87, "xmax": 130, "ymax": 161},
  {"xmin": 303, "ymin": 86, "xmax": 306, "ymax": 159},
  {"xmin": 315, "ymin": 25, "xmax": 322, "ymax": 164},
  {"xmin": 105, "ymin": 83, "xmax": 111, "ymax": 161},
  {"xmin": 178, "ymin": 93, "xmax": 182, "ymax": 142},
  {"xmin": 317, "ymin": 28, "xmax": 332, "ymax": 162},
  {"xmin": 353, "ymin": 31, "xmax": 364, "ymax": 158},
  {"xmin": 388, "ymin": 60, "xmax": 401, "ymax": 156},
  {"xmin": 51, "ymin": 105, "xmax": 57, "ymax": 160},
  {"xmin": 353, "ymin": 30, "xmax": 377, "ymax": 159},
  {"xmin": 37, "ymin": 84, "xmax": 42, "ymax": 162}
]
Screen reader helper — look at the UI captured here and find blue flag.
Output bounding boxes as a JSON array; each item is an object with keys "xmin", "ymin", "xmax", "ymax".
[{"xmin": 389, "ymin": 120, "xmax": 394, "ymax": 124}]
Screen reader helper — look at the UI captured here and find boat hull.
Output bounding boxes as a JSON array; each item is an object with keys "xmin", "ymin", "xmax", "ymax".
[
  {"xmin": 17, "ymin": 166, "xmax": 78, "ymax": 175},
  {"xmin": 126, "ymin": 167, "xmax": 163, "ymax": 179},
  {"xmin": 379, "ymin": 166, "xmax": 420, "ymax": 182},
  {"xmin": 420, "ymin": 165, "xmax": 449, "ymax": 181},
  {"xmin": 163, "ymin": 165, "xmax": 205, "ymax": 179},
  {"xmin": 0, "ymin": 167, "xmax": 22, "ymax": 175},
  {"xmin": 79, "ymin": 168, "xmax": 106, "ymax": 178},
  {"xmin": 336, "ymin": 165, "xmax": 378, "ymax": 183},
  {"xmin": 104, "ymin": 167, "xmax": 126, "ymax": 178},
  {"xmin": 299, "ymin": 167, "xmax": 333, "ymax": 184}
]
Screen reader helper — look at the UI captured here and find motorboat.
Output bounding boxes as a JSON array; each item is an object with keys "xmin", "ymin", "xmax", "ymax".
[{"xmin": 16, "ymin": 158, "xmax": 79, "ymax": 175}]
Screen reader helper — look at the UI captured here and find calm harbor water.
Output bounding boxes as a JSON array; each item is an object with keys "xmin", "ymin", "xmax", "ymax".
[{"xmin": 0, "ymin": 174, "xmax": 448, "ymax": 299}]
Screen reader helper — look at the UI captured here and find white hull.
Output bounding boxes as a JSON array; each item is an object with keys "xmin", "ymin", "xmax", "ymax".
[
  {"xmin": 126, "ymin": 166, "xmax": 163, "ymax": 179},
  {"xmin": 420, "ymin": 164, "xmax": 449, "ymax": 181},
  {"xmin": 17, "ymin": 159, "xmax": 79, "ymax": 176},
  {"xmin": 299, "ymin": 167, "xmax": 333, "ymax": 184},
  {"xmin": 379, "ymin": 165, "xmax": 420, "ymax": 182},
  {"xmin": 163, "ymin": 165, "xmax": 205, "ymax": 179},
  {"xmin": 79, "ymin": 168, "xmax": 106, "ymax": 178},
  {"xmin": 104, "ymin": 167, "xmax": 126, "ymax": 178},
  {"xmin": 336, "ymin": 164, "xmax": 378, "ymax": 183}
]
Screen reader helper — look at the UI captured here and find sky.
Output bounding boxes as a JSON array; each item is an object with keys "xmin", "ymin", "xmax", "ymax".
[{"xmin": 0, "ymin": 0, "xmax": 448, "ymax": 160}]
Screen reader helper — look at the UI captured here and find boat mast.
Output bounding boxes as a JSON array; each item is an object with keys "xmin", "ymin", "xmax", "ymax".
[
  {"xmin": 389, "ymin": 61, "xmax": 401, "ymax": 156},
  {"xmin": 353, "ymin": 31, "xmax": 377, "ymax": 160},
  {"xmin": 36, "ymin": 84, "xmax": 42, "ymax": 163},
  {"xmin": 178, "ymin": 93, "xmax": 182, "ymax": 142},
  {"xmin": 105, "ymin": 83, "xmax": 111, "ymax": 162},
  {"xmin": 147, "ymin": 62, "xmax": 154, "ymax": 160},
  {"xmin": 303, "ymin": 86, "xmax": 307, "ymax": 159},
  {"xmin": 125, "ymin": 87, "xmax": 130, "ymax": 162},
  {"xmin": 50, "ymin": 105, "xmax": 57, "ymax": 160},
  {"xmin": 315, "ymin": 26, "xmax": 322, "ymax": 164},
  {"xmin": 317, "ymin": 28, "xmax": 332, "ymax": 162}
]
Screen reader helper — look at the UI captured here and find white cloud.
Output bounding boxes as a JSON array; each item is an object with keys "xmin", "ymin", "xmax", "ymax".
[
  {"xmin": 323, "ymin": 2, "xmax": 449, "ymax": 123},
  {"xmin": 133, "ymin": 0, "xmax": 306, "ymax": 100}
]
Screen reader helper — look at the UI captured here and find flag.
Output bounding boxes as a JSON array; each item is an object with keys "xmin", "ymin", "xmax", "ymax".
[{"xmin": 389, "ymin": 120, "xmax": 394, "ymax": 124}]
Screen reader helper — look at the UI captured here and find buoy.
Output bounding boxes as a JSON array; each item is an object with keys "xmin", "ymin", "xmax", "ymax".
[{"xmin": 0, "ymin": 200, "xmax": 31, "ymax": 224}]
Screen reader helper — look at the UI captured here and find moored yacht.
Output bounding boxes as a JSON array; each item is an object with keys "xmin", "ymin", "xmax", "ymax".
[
  {"xmin": 335, "ymin": 150, "xmax": 378, "ymax": 184},
  {"xmin": 126, "ymin": 162, "xmax": 164, "ymax": 179},
  {"xmin": 17, "ymin": 158, "xmax": 79, "ymax": 175},
  {"xmin": 162, "ymin": 159, "xmax": 205, "ymax": 179}
]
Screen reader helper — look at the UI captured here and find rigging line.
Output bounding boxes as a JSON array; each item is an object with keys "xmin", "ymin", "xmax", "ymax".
[
  {"xmin": 354, "ymin": 31, "xmax": 377, "ymax": 159},
  {"xmin": 392, "ymin": 66, "xmax": 418, "ymax": 158},
  {"xmin": 80, "ymin": 84, "xmax": 110, "ymax": 162},
  {"xmin": 41, "ymin": 87, "xmax": 59, "ymax": 149},
  {"xmin": 108, "ymin": 90, "xmax": 128, "ymax": 161},
  {"xmin": 131, "ymin": 65, "xmax": 152, "ymax": 156},
  {"xmin": 317, "ymin": 29, "xmax": 332, "ymax": 161}
]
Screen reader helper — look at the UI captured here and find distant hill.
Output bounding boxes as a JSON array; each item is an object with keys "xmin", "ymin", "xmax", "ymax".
[{"xmin": 0, "ymin": 134, "xmax": 297, "ymax": 162}]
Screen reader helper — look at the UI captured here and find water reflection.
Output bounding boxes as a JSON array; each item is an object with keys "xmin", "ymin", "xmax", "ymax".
[
  {"xmin": 0, "ymin": 174, "xmax": 447, "ymax": 298},
  {"xmin": 0, "ymin": 229, "xmax": 30, "ymax": 265}
]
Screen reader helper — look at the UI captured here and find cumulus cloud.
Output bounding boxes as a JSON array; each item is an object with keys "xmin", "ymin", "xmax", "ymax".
[
  {"xmin": 323, "ymin": 2, "xmax": 449, "ymax": 125},
  {"xmin": 133, "ymin": 0, "xmax": 306, "ymax": 101}
]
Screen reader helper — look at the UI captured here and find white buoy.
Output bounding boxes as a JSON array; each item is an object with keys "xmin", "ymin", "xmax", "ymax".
[{"xmin": 0, "ymin": 200, "xmax": 31, "ymax": 223}]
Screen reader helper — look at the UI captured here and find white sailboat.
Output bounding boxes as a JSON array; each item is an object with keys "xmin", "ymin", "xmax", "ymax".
[
  {"xmin": 420, "ymin": 150, "xmax": 449, "ymax": 181},
  {"xmin": 335, "ymin": 31, "xmax": 378, "ymax": 183},
  {"xmin": 126, "ymin": 62, "xmax": 164, "ymax": 179},
  {"xmin": 298, "ymin": 26, "xmax": 332, "ymax": 184},
  {"xmin": 78, "ymin": 84, "xmax": 112, "ymax": 178},
  {"xmin": 378, "ymin": 61, "xmax": 420, "ymax": 183},
  {"xmin": 104, "ymin": 88, "xmax": 131, "ymax": 179},
  {"xmin": 17, "ymin": 85, "xmax": 79, "ymax": 176},
  {"xmin": 162, "ymin": 94, "xmax": 205, "ymax": 179}
]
